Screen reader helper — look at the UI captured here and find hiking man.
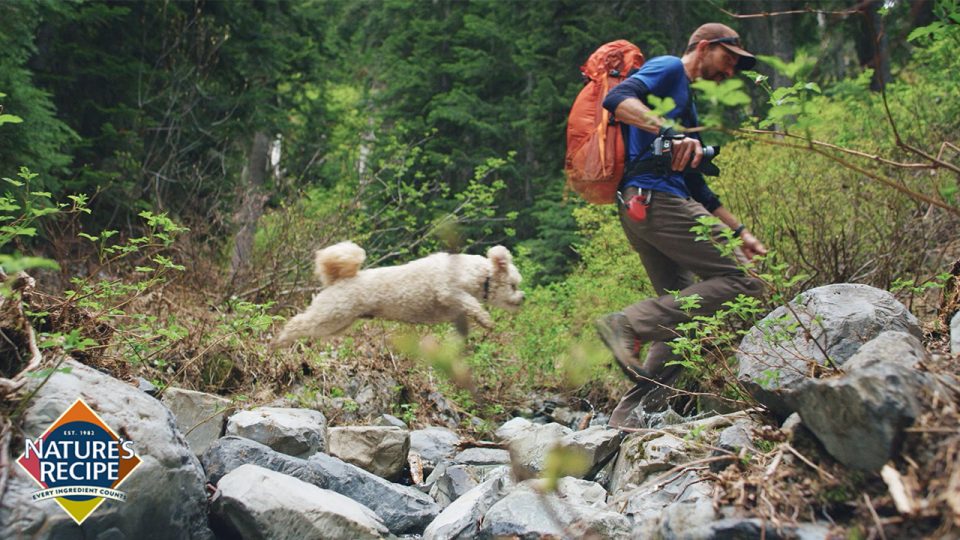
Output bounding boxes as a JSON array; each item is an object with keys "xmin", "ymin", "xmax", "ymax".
[{"xmin": 596, "ymin": 23, "xmax": 767, "ymax": 428}]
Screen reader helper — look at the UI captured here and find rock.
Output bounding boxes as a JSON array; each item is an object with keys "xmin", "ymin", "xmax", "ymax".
[
  {"xmin": 211, "ymin": 464, "xmax": 387, "ymax": 540},
  {"xmin": 497, "ymin": 420, "xmax": 572, "ymax": 477},
  {"xmin": 423, "ymin": 448, "xmax": 511, "ymax": 504},
  {"xmin": 710, "ymin": 419, "xmax": 758, "ymax": 472},
  {"xmin": 609, "ymin": 432, "xmax": 694, "ymax": 496},
  {"xmin": 479, "ymin": 479, "xmax": 630, "ymax": 539},
  {"xmin": 428, "ymin": 464, "xmax": 510, "ymax": 509},
  {"xmin": 787, "ymin": 331, "xmax": 934, "ymax": 471},
  {"xmin": 161, "ymin": 386, "xmax": 233, "ymax": 457},
  {"xmin": 614, "ymin": 470, "xmax": 714, "ymax": 537},
  {"xmin": 681, "ymin": 517, "xmax": 831, "ymax": 540},
  {"xmin": 422, "ymin": 473, "xmax": 513, "ymax": 540},
  {"xmin": 201, "ymin": 436, "xmax": 439, "ymax": 534},
  {"xmin": 328, "ymin": 426, "xmax": 410, "ymax": 479},
  {"xmin": 554, "ymin": 477, "xmax": 608, "ymax": 507},
  {"xmin": 410, "ymin": 426, "xmax": 460, "ymax": 473},
  {"xmin": 0, "ymin": 360, "xmax": 212, "ymax": 539},
  {"xmin": 135, "ymin": 376, "xmax": 158, "ymax": 396},
  {"xmin": 376, "ymin": 413, "xmax": 408, "ymax": 429},
  {"xmin": 737, "ymin": 283, "xmax": 921, "ymax": 418},
  {"xmin": 557, "ymin": 426, "xmax": 622, "ymax": 477},
  {"xmin": 452, "ymin": 447, "xmax": 511, "ymax": 466},
  {"xmin": 225, "ymin": 406, "xmax": 327, "ymax": 458},
  {"xmin": 429, "ymin": 464, "xmax": 481, "ymax": 508},
  {"xmin": 952, "ymin": 312, "xmax": 960, "ymax": 355},
  {"xmin": 494, "ymin": 416, "xmax": 533, "ymax": 441},
  {"xmin": 427, "ymin": 391, "xmax": 462, "ymax": 429}
]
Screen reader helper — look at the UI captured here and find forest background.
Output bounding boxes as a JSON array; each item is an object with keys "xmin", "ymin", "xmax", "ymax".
[{"xmin": 1, "ymin": 0, "xmax": 959, "ymax": 428}]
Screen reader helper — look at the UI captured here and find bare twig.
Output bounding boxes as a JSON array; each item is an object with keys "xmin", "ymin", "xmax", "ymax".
[
  {"xmin": 731, "ymin": 129, "xmax": 960, "ymax": 216},
  {"xmin": 863, "ymin": 493, "xmax": 888, "ymax": 540},
  {"xmin": 709, "ymin": 1, "xmax": 868, "ymax": 20},
  {"xmin": 783, "ymin": 442, "xmax": 836, "ymax": 482}
]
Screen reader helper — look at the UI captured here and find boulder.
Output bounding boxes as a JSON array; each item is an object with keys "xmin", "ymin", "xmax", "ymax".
[
  {"xmin": 201, "ymin": 436, "xmax": 438, "ymax": 534},
  {"xmin": 225, "ymin": 406, "xmax": 327, "ymax": 458},
  {"xmin": 787, "ymin": 331, "xmax": 935, "ymax": 471},
  {"xmin": 479, "ymin": 479, "xmax": 629, "ymax": 539},
  {"xmin": 556, "ymin": 426, "xmax": 622, "ymax": 477},
  {"xmin": 609, "ymin": 432, "xmax": 694, "ymax": 496},
  {"xmin": 161, "ymin": 386, "xmax": 233, "ymax": 457},
  {"xmin": 328, "ymin": 426, "xmax": 410, "ymax": 480},
  {"xmin": 495, "ymin": 419, "xmax": 572, "ymax": 477},
  {"xmin": 211, "ymin": 464, "xmax": 387, "ymax": 540},
  {"xmin": 427, "ymin": 464, "xmax": 510, "ymax": 509},
  {"xmin": 737, "ymin": 283, "xmax": 921, "ymax": 418},
  {"xmin": 0, "ymin": 360, "xmax": 212, "ymax": 539},
  {"xmin": 422, "ymin": 472, "xmax": 512, "ymax": 540},
  {"xmin": 410, "ymin": 426, "xmax": 460, "ymax": 473},
  {"xmin": 614, "ymin": 470, "xmax": 714, "ymax": 537}
]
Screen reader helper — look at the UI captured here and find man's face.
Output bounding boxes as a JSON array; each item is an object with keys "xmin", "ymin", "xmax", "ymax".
[{"xmin": 700, "ymin": 44, "xmax": 738, "ymax": 82}]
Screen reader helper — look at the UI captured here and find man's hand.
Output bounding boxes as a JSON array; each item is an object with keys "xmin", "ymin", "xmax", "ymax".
[
  {"xmin": 669, "ymin": 136, "xmax": 702, "ymax": 172},
  {"xmin": 739, "ymin": 230, "xmax": 767, "ymax": 261}
]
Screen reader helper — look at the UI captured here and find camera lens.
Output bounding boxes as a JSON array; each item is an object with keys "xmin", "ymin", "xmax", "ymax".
[{"xmin": 703, "ymin": 146, "xmax": 718, "ymax": 159}]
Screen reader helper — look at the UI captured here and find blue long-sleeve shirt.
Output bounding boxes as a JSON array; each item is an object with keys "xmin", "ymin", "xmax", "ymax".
[{"xmin": 603, "ymin": 56, "xmax": 721, "ymax": 212}]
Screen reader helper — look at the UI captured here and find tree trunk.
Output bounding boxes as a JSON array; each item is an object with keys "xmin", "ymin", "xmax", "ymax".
[
  {"xmin": 858, "ymin": 0, "xmax": 891, "ymax": 91},
  {"xmin": 229, "ymin": 131, "xmax": 271, "ymax": 285}
]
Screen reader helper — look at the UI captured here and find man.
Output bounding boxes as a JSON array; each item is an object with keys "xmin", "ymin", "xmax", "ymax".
[{"xmin": 596, "ymin": 23, "xmax": 767, "ymax": 428}]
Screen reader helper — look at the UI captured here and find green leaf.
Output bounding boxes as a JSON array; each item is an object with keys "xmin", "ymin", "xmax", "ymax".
[
  {"xmin": 0, "ymin": 114, "xmax": 23, "ymax": 125},
  {"xmin": 908, "ymin": 22, "xmax": 945, "ymax": 42}
]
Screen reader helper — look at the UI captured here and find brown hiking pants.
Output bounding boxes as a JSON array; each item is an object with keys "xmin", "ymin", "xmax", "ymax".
[{"xmin": 609, "ymin": 190, "xmax": 764, "ymax": 428}]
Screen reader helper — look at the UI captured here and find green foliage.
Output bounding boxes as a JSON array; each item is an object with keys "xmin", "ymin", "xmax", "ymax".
[{"xmin": 0, "ymin": 167, "xmax": 84, "ymax": 275}]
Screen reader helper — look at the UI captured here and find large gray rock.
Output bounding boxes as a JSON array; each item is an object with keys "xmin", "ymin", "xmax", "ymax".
[
  {"xmin": 212, "ymin": 464, "xmax": 387, "ymax": 540},
  {"xmin": 787, "ymin": 331, "xmax": 934, "ymax": 471},
  {"xmin": 161, "ymin": 386, "xmax": 233, "ymax": 457},
  {"xmin": 495, "ymin": 418, "xmax": 572, "ymax": 477},
  {"xmin": 0, "ymin": 360, "xmax": 212, "ymax": 539},
  {"xmin": 422, "ymin": 472, "xmax": 513, "ymax": 540},
  {"xmin": 610, "ymin": 432, "xmax": 695, "ymax": 496},
  {"xmin": 556, "ymin": 426, "xmax": 622, "ymax": 477},
  {"xmin": 479, "ymin": 479, "xmax": 629, "ymax": 539},
  {"xmin": 410, "ymin": 426, "xmax": 460, "ymax": 473},
  {"xmin": 614, "ymin": 470, "xmax": 714, "ymax": 537},
  {"xmin": 225, "ymin": 406, "xmax": 327, "ymax": 458},
  {"xmin": 427, "ymin": 463, "xmax": 510, "ymax": 509},
  {"xmin": 202, "ymin": 436, "xmax": 438, "ymax": 534},
  {"xmin": 737, "ymin": 283, "xmax": 921, "ymax": 418},
  {"xmin": 328, "ymin": 426, "xmax": 410, "ymax": 479}
]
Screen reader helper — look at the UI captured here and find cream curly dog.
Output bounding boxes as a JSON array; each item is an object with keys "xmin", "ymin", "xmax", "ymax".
[{"xmin": 273, "ymin": 241, "xmax": 524, "ymax": 346}]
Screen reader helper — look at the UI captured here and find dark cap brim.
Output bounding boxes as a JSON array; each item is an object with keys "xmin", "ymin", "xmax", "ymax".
[{"xmin": 719, "ymin": 42, "xmax": 756, "ymax": 71}]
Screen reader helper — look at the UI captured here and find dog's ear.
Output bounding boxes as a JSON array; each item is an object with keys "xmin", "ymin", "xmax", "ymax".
[{"xmin": 486, "ymin": 245, "xmax": 512, "ymax": 272}]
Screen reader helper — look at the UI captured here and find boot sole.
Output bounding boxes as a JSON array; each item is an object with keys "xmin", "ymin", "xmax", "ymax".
[{"xmin": 594, "ymin": 318, "xmax": 646, "ymax": 384}]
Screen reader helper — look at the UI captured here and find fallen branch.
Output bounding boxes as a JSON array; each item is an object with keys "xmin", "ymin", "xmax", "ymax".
[{"xmin": 881, "ymin": 463, "xmax": 918, "ymax": 515}]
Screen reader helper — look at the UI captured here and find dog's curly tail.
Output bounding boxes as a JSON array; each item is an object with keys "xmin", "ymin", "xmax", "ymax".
[{"xmin": 315, "ymin": 241, "xmax": 366, "ymax": 287}]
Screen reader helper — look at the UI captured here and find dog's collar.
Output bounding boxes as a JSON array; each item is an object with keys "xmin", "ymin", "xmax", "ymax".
[{"xmin": 483, "ymin": 276, "xmax": 490, "ymax": 301}]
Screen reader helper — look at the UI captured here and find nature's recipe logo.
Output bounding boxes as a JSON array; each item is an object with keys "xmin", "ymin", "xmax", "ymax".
[{"xmin": 16, "ymin": 398, "xmax": 142, "ymax": 524}]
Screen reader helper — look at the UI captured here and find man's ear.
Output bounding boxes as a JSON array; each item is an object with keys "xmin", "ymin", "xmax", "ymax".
[{"xmin": 486, "ymin": 245, "xmax": 512, "ymax": 272}]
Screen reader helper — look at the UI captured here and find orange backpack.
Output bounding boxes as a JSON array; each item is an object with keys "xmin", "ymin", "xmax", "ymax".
[{"xmin": 564, "ymin": 40, "xmax": 644, "ymax": 204}]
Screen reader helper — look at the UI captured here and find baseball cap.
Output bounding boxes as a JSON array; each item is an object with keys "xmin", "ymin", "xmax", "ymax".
[{"xmin": 688, "ymin": 23, "xmax": 756, "ymax": 71}]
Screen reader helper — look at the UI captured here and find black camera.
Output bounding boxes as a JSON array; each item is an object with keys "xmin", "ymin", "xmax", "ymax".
[{"xmin": 652, "ymin": 135, "xmax": 721, "ymax": 176}]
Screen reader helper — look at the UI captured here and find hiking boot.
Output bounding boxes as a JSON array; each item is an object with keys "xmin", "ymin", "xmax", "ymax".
[{"xmin": 595, "ymin": 313, "xmax": 647, "ymax": 384}]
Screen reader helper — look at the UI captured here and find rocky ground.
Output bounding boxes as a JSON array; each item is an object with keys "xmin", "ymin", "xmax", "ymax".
[{"xmin": 1, "ymin": 279, "xmax": 959, "ymax": 539}]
